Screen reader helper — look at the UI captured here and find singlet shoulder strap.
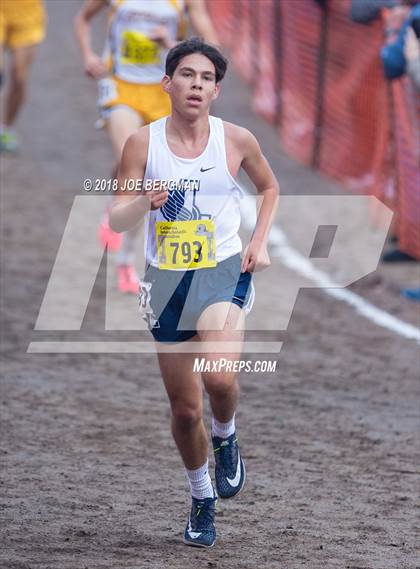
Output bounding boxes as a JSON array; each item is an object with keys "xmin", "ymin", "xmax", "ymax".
[
  {"xmin": 149, "ymin": 117, "xmax": 166, "ymax": 138},
  {"xmin": 208, "ymin": 115, "xmax": 224, "ymax": 138}
]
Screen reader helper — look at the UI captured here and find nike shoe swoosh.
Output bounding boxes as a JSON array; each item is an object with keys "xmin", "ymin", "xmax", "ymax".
[
  {"xmin": 226, "ymin": 452, "xmax": 242, "ymax": 487},
  {"xmin": 187, "ymin": 519, "xmax": 202, "ymax": 539},
  {"xmin": 200, "ymin": 166, "xmax": 215, "ymax": 172}
]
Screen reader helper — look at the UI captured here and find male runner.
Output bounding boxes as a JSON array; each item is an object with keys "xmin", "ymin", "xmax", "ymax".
[
  {"xmin": 74, "ymin": 0, "xmax": 218, "ymax": 293},
  {"xmin": 0, "ymin": 0, "xmax": 46, "ymax": 152},
  {"xmin": 109, "ymin": 38, "xmax": 279, "ymax": 548}
]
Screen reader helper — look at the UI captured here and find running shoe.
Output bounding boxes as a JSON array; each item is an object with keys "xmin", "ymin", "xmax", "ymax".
[
  {"xmin": 212, "ymin": 432, "xmax": 246, "ymax": 499},
  {"xmin": 117, "ymin": 264, "xmax": 139, "ymax": 294},
  {"xmin": 98, "ymin": 213, "xmax": 122, "ymax": 251},
  {"xmin": 0, "ymin": 129, "xmax": 18, "ymax": 153},
  {"xmin": 184, "ymin": 493, "xmax": 217, "ymax": 548}
]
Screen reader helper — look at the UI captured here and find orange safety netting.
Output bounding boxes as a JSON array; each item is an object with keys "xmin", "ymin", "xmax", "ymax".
[
  {"xmin": 251, "ymin": 0, "xmax": 277, "ymax": 123},
  {"xmin": 207, "ymin": 0, "xmax": 419, "ymax": 259},
  {"xmin": 279, "ymin": 1, "xmax": 322, "ymax": 165},
  {"xmin": 319, "ymin": 3, "xmax": 390, "ymax": 195},
  {"xmin": 392, "ymin": 78, "xmax": 420, "ymax": 259},
  {"xmin": 206, "ymin": 0, "xmax": 236, "ymax": 47},
  {"xmin": 230, "ymin": 0, "xmax": 254, "ymax": 83}
]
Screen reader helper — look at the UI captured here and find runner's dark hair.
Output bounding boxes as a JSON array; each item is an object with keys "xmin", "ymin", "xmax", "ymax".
[{"xmin": 165, "ymin": 37, "xmax": 227, "ymax": 83}]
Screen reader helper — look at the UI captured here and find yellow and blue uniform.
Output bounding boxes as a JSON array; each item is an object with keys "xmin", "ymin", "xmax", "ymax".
[{"xmin": 98, "ymin": 0, "xmax": 185, "ymax": 122}]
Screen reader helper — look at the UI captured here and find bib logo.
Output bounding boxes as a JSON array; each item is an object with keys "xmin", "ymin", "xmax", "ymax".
[{"xmin": 160, "ymin": 179, "xmax": 210, "ymax": 222}]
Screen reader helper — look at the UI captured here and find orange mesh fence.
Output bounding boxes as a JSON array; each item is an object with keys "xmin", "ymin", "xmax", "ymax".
[
  {"xmin": 251, "ymin": 0, "xmax": 277, "ymax": 123},
  {"xmin": 207, "ymin": 0, "xmax": 419, "ymax": 259},
  {"xmin": 206, "ymin": 0, "xmax": 253, "ymax": 81},
  {"xmin": 318, "ymin": 3, "xmax": 390, "ymax": 195},
  {"xmin": 279, "ymin": 1, "xmax": 322, "ymax": 165},
  {"xmin": 231, "ymin": 0, "xmax": 254, "ymax": 83},
  {"xmin": 205, "ymin": 0, "xmax": 236, "ymax": 49},
  {"xmin": 392, "ymin": 78, "xmax": 420, "ymax": 260}
]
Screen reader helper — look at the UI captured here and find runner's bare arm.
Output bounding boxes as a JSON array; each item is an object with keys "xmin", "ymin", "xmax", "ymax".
[
  {"xmin": 74, "ymin": 0, "xmax": 108, "ymax": 79},
  {"xmin": 152, "ymin": 0, "xmax": 220, "ymax": 50},
  {"xmin": 233, "ymin": 127, "xmax": 279, "ymax": 272},
  {"xmin": 186, "ymin": 0, "xmax": 220, "ymax": 46},
  {"xmin": 109, "ymin": 128, "xmax": 169, "ymax": 233}
]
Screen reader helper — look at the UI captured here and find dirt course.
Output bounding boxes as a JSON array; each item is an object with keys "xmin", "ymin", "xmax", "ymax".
[{"xmin": 1, "ymin": 2, "xmax": 419, "ymax": 568}]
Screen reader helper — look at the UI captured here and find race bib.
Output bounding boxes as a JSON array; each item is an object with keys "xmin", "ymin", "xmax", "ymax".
[
  {"xmin": 121, "ymin": 30, "xmax": 159, "ymax": 65},
  {"xmin": 156, "ymin": 220, "xmax": 217, "ymax": 270},
  {"xmin": 97, "ymin": 77, "xmax": 117, "ymax": 107}
]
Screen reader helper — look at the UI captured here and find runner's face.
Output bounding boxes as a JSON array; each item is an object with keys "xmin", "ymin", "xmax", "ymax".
[{"xmin": 163, "ymin": 53, "xmax": 220, "ymax": 116}]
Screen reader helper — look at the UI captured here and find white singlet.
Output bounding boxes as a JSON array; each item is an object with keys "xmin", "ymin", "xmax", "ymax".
[
  {"xmin": 144, "ymin": 116, "xmax": 244, "ymax": 268},
  {"xmin": 108, "ymin": 0, "xmax": 184, "ymax": 84}
]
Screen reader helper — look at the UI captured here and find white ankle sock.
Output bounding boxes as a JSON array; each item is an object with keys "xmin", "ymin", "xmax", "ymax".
[
  {"xmin": 212, "ymin": 415, "xmax": 235, "ymax": 439},
  {"xmin": 186, "ymin": 460, "xmax": 214, "ymax": 500}
]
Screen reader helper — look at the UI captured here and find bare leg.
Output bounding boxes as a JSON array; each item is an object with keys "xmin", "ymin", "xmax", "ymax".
[
  {"xmin": 106, "ymin": 107, "xmax": 142, "ymax": 269},
  {"xmin": 156, "ymin": 340, "xmax": 208, "ymax": 470},
  {"xmin": 4, "ymin": 45, "xmax": 37, "ymax": 126},
  {"xmin": 0, "ymin": 43, "xmax": 4, "ymax": 88},
  {"xmin": 106, "ymin": 106, "xmax": 142, "ymax": 160},
  {"xmin": 197, "ymin": 302, "xmax": 245, "ymax": 422}
]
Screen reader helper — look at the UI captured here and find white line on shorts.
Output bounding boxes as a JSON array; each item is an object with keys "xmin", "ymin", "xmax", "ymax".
[{"xmin": 241, "ymin": 198, "xmax": 420, "ymax": 343}]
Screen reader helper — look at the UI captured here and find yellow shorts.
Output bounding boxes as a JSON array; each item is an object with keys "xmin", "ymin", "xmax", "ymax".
[
  {"xmin": 0, "ymin": 0, "xmax": 46, "ymax": 49},
  {"xmin": 98, "ymin": 76, "xmax": 171, "ymax": 125}
]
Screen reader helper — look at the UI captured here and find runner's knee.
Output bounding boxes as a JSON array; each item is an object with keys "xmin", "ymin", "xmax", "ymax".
[
  {"xmin": 10, "ymin": 64, "xmax": 28, "ymax": 91},
  {"xmin": 203, "ymin": 373, "xmax": 238, "ymax": 397},
  {"xmin": 171, "ymin": 402, "xmax": 202, "ymax": 429}
]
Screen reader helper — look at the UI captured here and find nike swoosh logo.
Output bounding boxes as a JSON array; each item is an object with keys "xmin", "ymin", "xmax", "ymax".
[
  {"xmin": 200, "ymin": 166, "xmax": 215, "ymax": 172},
  {"xmin": 187, "ymin": 519, "xmax": 202, "ymax": 539},
  {"xmin": 226, "ymin": 452, "xmax": 242, "ymax": 487}
]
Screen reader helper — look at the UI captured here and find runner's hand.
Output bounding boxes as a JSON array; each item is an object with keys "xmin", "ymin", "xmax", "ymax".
[
  {"xmin": 149, "ymin": 26, "xmax": 175, "ymax": 50},
  {"xmin": 84, "ymin": 53, "xmax": 107, "ymax": 79},
  {"xmin": 149, "ymin": 189, "xmax": 169, "ymax": 210},
  {"xmin": 241, "ymin": 241, "xmax": 271, "ymax": 273}
]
